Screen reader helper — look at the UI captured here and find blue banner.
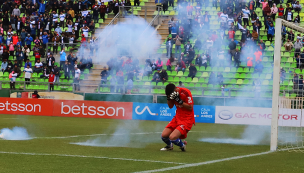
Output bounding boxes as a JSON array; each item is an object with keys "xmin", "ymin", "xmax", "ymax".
[{"xmin": 132, "ymin": 102, "xmax": 215, "ymax": 123}]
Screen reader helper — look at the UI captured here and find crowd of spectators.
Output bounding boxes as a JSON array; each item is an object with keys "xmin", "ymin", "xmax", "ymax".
[{"xmin": 0, "ymin": 0, "xmax": 105, "ymax": 91}]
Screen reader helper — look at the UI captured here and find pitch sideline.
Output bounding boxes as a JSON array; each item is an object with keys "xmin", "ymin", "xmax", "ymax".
[{"xmin": 0, "ymin": 151, "xmax": 185, "ymax": 165}]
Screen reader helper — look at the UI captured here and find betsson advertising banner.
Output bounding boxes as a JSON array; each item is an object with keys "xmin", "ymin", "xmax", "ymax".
[
  {"xmin": 215, "ymin": 106, "xmax": 302, "ymax": 127},
  {"xmin": 132, "ymin": 102, "xmax": 215, "ymax": 123}
]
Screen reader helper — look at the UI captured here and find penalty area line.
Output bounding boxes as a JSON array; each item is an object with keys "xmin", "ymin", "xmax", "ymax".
[
  {"xmin": 0, "ymin": 151, "xmax": 185, "ymax": 165},
  {"xmin": 133, "ymin": 150, "xmax": 275, "ymax": 173}
]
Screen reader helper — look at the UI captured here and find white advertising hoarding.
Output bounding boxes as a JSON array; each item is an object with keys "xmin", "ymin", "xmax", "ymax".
[{"xmin": 215, "ymin": 106, "xmax": 302, "ymax": 127}]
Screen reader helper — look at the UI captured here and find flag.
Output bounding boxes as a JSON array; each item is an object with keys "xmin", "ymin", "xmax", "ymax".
[{"xmin": 238, "ymin": 22, "xmax": 245, "ymax": 30}]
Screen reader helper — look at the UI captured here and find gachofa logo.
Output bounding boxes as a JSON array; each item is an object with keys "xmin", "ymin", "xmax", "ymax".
[
  {"xmin": 135, "ymin": 106, "xmax": 157, "ymax": 116},
  {"xmin": 218, "ymin": 110, "xmax": 233, "ymax": 120}
]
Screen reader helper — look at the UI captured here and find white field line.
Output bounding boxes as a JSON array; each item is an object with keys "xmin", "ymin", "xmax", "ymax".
[
  {"xmin": 133, "ymin": 151, "xmax": 276, "ymax": 173},
  {"xmin": 0, "ymin": 151, "xmax": 185, "ymax": 165},
  {"xmin": 34, "ymin": 131, "xmax": 232, "ymax": 139}
]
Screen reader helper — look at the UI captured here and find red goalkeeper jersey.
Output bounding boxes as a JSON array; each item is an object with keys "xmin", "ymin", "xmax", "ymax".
[{"xmin": 174, "ymin": 87, "xmax": 195, "ymax": 124}]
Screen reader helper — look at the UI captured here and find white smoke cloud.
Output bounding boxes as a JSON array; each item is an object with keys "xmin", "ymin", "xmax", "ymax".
[
  {"xmin": 0, "ymin": 127, "xmax": 32, "ymax": 140},
  {"xmin": 80, "ymin": 16, "xmax": 161, "ymax": 64},
  {"xmin": 71, "ymin": 121, "xmax": 163, "ymax": 148},
  {"xmin": 199, "ymin": 125, "xmax": 303, "ymax": 146}
]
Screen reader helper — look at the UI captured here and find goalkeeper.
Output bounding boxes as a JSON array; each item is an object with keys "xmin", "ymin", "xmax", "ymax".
[{"xmin": 160, "ymin": 83, "xmax": 195, "ymax": 152}]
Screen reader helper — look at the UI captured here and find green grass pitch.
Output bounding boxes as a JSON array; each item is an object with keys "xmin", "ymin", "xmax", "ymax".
[{"xmin": 0, "ymin": 114, "xmax": 303, "ymax": 173}]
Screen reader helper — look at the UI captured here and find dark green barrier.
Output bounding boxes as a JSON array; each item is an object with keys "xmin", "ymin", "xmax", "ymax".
[
  {"xmin": 0, "ymin": 90, "xmax": 10, "ymax": 97},
  {"xmin": 157, "ymin": 96, "xmax": 271, "ymax": 107},
  {"xmin": 85, "ymin": 93, "xmax": 154, "ymax": 103}
]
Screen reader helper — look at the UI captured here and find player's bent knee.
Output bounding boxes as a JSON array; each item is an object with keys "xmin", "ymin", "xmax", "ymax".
[{"xmin": 169, "ymin": 134, "xmax": 179, "ymax": 141}]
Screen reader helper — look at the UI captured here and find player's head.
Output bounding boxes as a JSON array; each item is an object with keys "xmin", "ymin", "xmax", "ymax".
[{"xmin": 165, "ymin": 83, "xmax": 176, "ymax": 96}]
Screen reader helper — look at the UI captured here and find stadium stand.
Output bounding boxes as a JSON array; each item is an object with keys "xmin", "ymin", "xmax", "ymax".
[{"xmin": 0, "ymin": 0, "xmax": 303, "ymax": 98}]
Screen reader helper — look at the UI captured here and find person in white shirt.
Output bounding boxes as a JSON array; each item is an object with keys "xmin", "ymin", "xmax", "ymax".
[
  {"xmin": 59, "ymin": 11, "xmax": 66, "ymax": 27},
  {"xmin": 242, "ymin": 6, "xmax": 250, "ymax": 26},
  {"xmin": 33, "ymin": 59, "xmax": 43, "ymax": 73},
  {"xmin": 23, "ymin": 64, "xmax": 33, "ymax": 85},
  {"xmin": 74, "ymin": 66, "xmax": 81, "ymax": 91},
  {"xmin": 220, "ymin": 11, "xmax": 228, "ymax": 24},
  {"xmin": 81, "ymin": 26, "xmax": 90, "ymax": 37},
  {"xmin": 52, "ymin": 11, "xmax": 59, "ymax": 25}
]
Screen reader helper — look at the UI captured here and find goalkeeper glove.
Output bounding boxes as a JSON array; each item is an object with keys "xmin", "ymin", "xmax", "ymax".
[{"xmin": 169, "ymin": 91, "xmax": 183, "ymax": 105}]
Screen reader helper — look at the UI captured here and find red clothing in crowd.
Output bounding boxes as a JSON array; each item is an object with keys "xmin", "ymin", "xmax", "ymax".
[{"xmin": 49, "ymin": 74, "xmax": 55, "ymax": 84}]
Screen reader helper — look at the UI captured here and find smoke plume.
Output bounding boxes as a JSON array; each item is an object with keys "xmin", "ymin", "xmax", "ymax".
[
  {"xmin": 199, "ymin": 125, "xmax": 302, "ymax": 145},
  {"xmin": 0, "ymin": 127, "xmax": 32, "ymax": 140}
]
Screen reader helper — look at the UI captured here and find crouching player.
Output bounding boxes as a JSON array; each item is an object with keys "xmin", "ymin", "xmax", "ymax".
[{"xmin": 160, "ymin": 83, "xmax": 195, "ymax": 151}]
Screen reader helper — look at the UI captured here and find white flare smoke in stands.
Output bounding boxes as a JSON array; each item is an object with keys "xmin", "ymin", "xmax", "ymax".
[
  {"xmin": 0, "ymin": 127, "xmax": 32, "ymax": 140},
  {"xmin": 80, "ymin": 16, "xmax": 161, "ymax": 63},
  {"xmin": 199, "ymin": 125, "xmax": 301, "ymax": 145}
]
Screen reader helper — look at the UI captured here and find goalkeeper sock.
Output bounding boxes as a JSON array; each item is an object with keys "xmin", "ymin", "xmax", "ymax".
[
  {"xmin": 161, "ymin": 137, "xmax": 172, "ymax": 146},
  {"xmin": 171, "ymin": 138, "xmax": 184, "ymax": 147}
]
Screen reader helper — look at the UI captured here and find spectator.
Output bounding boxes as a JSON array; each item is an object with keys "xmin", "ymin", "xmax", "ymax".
[
  {"xmin": 10, "ymin": 71, "xmax": 18, "ymax": 89},
  {"xmin": 195, "ymin": 54, "xmax": 202, "ymax": 67},
  {"xmin": 286, "ymin": 8, "xmax": 293, "ymax": 22},
  {"xmin": 242, "ymin": 6, "xmax": 250, "ymax": 26},
  {"xmin": 126, "ymin": 79, "xmax": 133, "ymax": 94},
  {"xmin": 60, "ymin": 48, "xmax": 67, "ymax": 70},
  {"xmin": 160, "ymin": 69, "xmax": 168, "ymax": 82},
  {"xmin": 16, "ymin": 49, "xmax": 24, "ymax": 67},
  {"xmin": 166, "ymin": 58, "xmax": 172, "ymax": 71},
  {"xmin": 166, "ymin": 37, "xmax": 173, "ymax": 58},
  {"xmin": 284, "ymin": 39, "xmax": 294, "ymax": 51},
  {"xmin": 49, "ymin": 71, "xmax": 55, "ymax": 91},
  {"xmin": 267, "ymin": 23, "xmax": 275, "ymax": 42},
  {"xmin": 81, "ymin": 25, "xmax": 90, "ymax": 37},
  {"xmin": 173, "ymin": 35, "xmax": 182, "ymax": 58},
  {"xmin": 201, "ymin": 54, "xmax": 208, "ymax": 68},
  {"xmin": 33, "ymin": 59, "xmax": 43, "ymax": 73},
  {"xmin": 278, "ymin": 4, "xmax": 284, "ymax": 19},
  {"xmin": 177, "ymin": 81, "xmax": 185, "ymax": 88},
  {"xmin": 74, "ymin": 66, "xmax": 81, "ymax": 91},
  {"xmin": 270, "ymin": 4, "xmax": 278, "ymax": 21},
  {"xmin": 252, "ymin": 29, "xmax": 259, "ymax": 41},
  {"xmin": 32, "ymin": 91, "xmax": 41, "ymax": 99},
  {"xmin": 64, "ymin": 61, "xmax": 71, "ymax": 80},
  {"xmin": 254, "ymin": 61, "xmax": 264, "ymax": 73},
  {"xmin": 13, "ymin": 64, "xmax": 21, "ymax": 77},
  {"xmin": 24, "ymin": 59, "xmax": 32, "ymax": 69},
  {"xmin": 293, "ymin": 73, "xmax": 299, "ymax": 89},
  {"xmin": 25, "ymin": 34, "xmax": 33, "ymax": 49},
  {"xmin": 53, "ymin": 66, "xmax": 60, "ymax": 84},
  {"xmin": 100, "ymin": 67, "xmax": 108, "ymax": 84},
  {"xmin": 152, "ymin": 69, "xmax": 162, "ymax": 84},
  {"xmin": 254, "ymin": 48, "xmax": 263, "ymax": 62},
  {"xmin": 188, "ymin": 63, "xmax": 197, "ymax": 79},
  {"xmin": 22, "ymin": 45, "xmax": 30, "ymax": 62},
  {"xmin": 23, "ymin": 64, "xmax": 32, "ymax": 85},
  {"xmin": 116, "ymin": 69, "xmax": 124, "ymax": 93},
  {"xmin": 247, "ymin": 56, "xmax": 253, "ymax": 68},
  {"xmin": 1, "ymin": 59, "xmax": 7, "ymax": 72},
  {"xmin": 293, "ymin": 1, "xmax": 302, "ymax": 13},
  {"xmin": 259, "ymin": 39, "xmax": 266, "ymax": 52},
  {"xmin": 176, "ymin": 59, "xmax": 186, "ymax": 72},
  {"xmin": 294, "ymin": 39, "xmax": 303, "ymax": 56},
  {"xmin": 294, "ymin": 15, "xmax": 300, "ymax": 26},
  {"xmin": 233, "ymin": 48, "xmax": 241, "ymax": 67},
  {"xmin": 156, "ymin": 58, "xmax": 163, "ymax": 69}
]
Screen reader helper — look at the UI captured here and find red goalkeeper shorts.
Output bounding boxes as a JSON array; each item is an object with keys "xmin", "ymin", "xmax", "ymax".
[{"xmin": 165, "ymin": 117, "xmax": 193, "ymax": 139}]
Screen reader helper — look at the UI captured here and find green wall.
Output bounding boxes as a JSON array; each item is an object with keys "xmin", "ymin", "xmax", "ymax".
[
  {"xmin": 0, "ymin": 90, "xmax": 10, "ymax": 97},
  {"xmin": 84, "ymin": 93, "xmax": 154, "ymax": 103}
]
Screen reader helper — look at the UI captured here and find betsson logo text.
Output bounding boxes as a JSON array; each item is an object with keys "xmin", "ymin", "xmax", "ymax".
[
  {"xmin": 61, "ymin": 102, "xmax": 126, "ymax": 117},
  {"xmin": 0, "ymin": 101, "xmax": 41, "ymax": 112}
]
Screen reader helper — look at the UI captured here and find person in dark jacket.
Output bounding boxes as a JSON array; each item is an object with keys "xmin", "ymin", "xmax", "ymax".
[
  {"xmin": 63, "ymin": 61, "xmax": 70, "ymax": 80},
  {"xmin": 188, "ymin": 63, "xmax": 197, "ymax": 79},
  {"xmin": 195, "ymin": 54, "xmax": 202, "ymax": 67},
  {"xmin": 160, "ymin": 69, "xmax": 168, "ymax": 82}
]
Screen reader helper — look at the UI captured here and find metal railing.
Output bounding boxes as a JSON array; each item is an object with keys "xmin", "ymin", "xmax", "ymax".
[{"xmin": 119, "ymin": 6, "xmax": 163, "ymax": 24}]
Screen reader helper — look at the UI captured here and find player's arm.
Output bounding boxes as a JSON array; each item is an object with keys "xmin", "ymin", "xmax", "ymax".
[{"xmin": 181, "ymin": 102, "xmax": 193, "ymax": 111}]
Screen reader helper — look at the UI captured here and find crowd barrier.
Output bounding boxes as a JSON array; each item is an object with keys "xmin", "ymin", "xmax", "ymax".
[{"xmin": 0, "ymin": 98, "xmax": 302, "ymax": 127}]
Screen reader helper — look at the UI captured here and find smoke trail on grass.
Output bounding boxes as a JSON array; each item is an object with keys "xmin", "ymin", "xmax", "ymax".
[
  {"xmin": 0, "ymin": 127, "xmax": 32, "ymax": 140},
  {"xmin": 199, "ymin": 125, "xmax": 302, "ymax": 145},
  {"xmin": 71, "ymin": 121, "xmax": 164, "ymax": 148}
]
